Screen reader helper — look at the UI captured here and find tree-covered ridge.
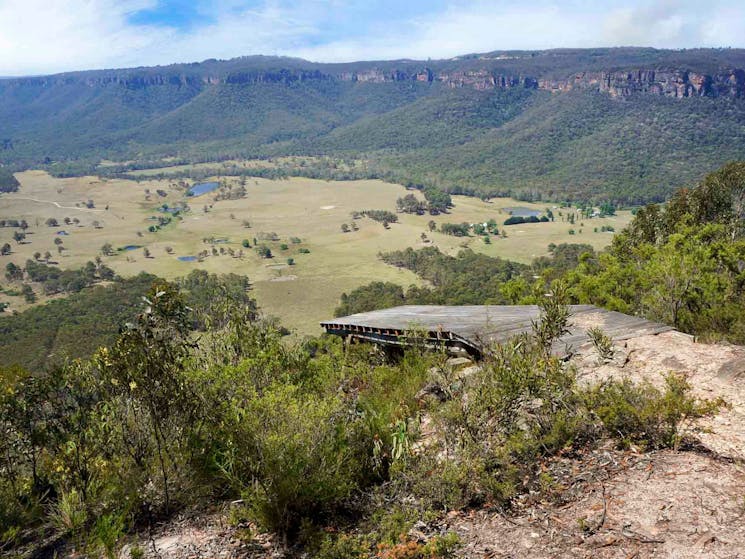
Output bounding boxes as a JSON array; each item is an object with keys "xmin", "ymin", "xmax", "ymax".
[{"xmin": 3, "ymin": 49, "xmax": 745, "ymax": 202}]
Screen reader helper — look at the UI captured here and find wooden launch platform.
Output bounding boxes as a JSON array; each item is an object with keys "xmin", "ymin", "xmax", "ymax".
[{"xmin": 321, "ymin": 305, "xmax": 674, "ymax": 358}]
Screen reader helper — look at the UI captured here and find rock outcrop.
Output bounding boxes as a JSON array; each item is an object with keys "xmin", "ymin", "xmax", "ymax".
[{"xmin": 4, "ymin": 59, "xmax": 744, "ymax": 99}]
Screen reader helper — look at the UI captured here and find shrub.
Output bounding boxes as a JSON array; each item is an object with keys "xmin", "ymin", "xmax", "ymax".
[
  {"xmin": 585, "ymin": 373, "xmax": 724, "ymax": 450},
  {"xmin": 49, "ymin": 490, "xmax": 88, "ymax": 538},
  {"xmin": 218, "ymin": 386, "xmax": 360, "ymax": 540},
  {"xmin": 399, "ymin": 294, "xmax": 588, "ymax": 509},
  {"xmin": 587, "ymin": 327, "xmax": 614, "ymax": 362},
  {"xmin": 91, "ymin": 513, "xmax": 126, "ymax": 559}
]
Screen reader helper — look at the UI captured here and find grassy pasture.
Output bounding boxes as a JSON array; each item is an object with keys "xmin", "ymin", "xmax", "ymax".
[{"xmin": 0, "ymin": 170, "xmax": 632, "ymax": 333}]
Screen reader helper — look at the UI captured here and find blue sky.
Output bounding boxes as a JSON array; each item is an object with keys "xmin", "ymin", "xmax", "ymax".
[{"xmin": 1, "ymin": 0, "xmax": 744, "ymax": 75}]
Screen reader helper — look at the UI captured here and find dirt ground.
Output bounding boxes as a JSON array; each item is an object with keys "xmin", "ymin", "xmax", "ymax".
[{"xmin": 449, "ymin": 448, "xmax": 745, "ymax": 558}]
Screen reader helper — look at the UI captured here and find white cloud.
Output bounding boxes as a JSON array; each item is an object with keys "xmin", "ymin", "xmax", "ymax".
[
  {"xmin": 0, "ymin": 0, "xmax": 743, "ymax": 76},
  {"xmin": 0, "ymin": 0, "xmax": 165, "ymax": 74}
]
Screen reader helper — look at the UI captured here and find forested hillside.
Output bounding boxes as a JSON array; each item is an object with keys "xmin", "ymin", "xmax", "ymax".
[{"xmin": 3, "ymin": 48, "xmax": 745, "ymax": 202}]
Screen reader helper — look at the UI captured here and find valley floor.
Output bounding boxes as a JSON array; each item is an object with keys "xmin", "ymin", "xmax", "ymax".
[{"xmin": 0, "ymin": 169, "xmax": 631, "ymax": 333}]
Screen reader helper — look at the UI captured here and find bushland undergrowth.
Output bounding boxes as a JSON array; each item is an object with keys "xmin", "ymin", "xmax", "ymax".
[{"xmin": 0, "ymin": 283, "xmax": 723, "ymax": 558}]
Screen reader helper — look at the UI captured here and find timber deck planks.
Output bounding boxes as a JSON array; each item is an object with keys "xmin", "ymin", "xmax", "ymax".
[{"xmin": 321, "ymin": 305, "xmax": 674, "ymax": 357}]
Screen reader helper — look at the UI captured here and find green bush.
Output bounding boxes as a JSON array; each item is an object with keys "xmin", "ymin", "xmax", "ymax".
[{"xmin": 585, "ymin": 372, "xmax": 724, "ymax": 450}]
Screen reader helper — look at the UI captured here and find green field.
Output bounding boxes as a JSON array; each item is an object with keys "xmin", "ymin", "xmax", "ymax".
[{"xmin": 0, "ymin": 170, "xmax": 632, "ymax": 333}]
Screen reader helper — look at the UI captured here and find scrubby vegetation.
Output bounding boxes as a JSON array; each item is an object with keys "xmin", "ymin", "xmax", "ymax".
[
  {"xmin": 0, "ymin": 281, "xmax": 723, "ymax": 557},
  {"xmin": 563, "ymin": 162, "xmax": 745, "ymax": 342}
]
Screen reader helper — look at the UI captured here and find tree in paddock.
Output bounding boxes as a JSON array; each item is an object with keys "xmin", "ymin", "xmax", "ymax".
[
  {"xmin": 351, "ymin": 222, "xmax": 359, "ymax": 231},
  {"xmin": 1, "ymin": 243, "xmax": 11, "ymax": 255},
  {"xmin": 143, "ymin": 248, "xmax": 151, "ymax": 258},
  {"xmin": 72, "ymin": 217, "xmax": 80, "ymax": 226},
  {"xmin": 64, "ymin": 217, "xmax": 71, "ymax": 225},
  {"xmin": 33, "ymin": 252, "xmax": 41, "ymax": 261},
  {"xmin": 54, "ymin": 238, "xmax": 63, "ymax": 246},
  {"xmin": 5, "ymin": 262, "xmax": 23, "ymax": 281},
  {"xmin": 19, "ymin": 220, "xmax": 28, "ymax": 231},
  {"xmin": 428, "ymin": 220, "xmax": 437, "ymax": 232},
  {"xmin": 165, "ymin": 246, "xmax": 174, "ymax": 254},
  {"xmin": 44, "ymin": 251, "xmax": 52, "ymax": 261},
  {"xmin": 101, "ymin": 243, "xmax": 114, "ymax": 256},
  {"xmin": 45, "ymin": 218, "xmax": 59, "ymax": 227},
  {"xmin": 12, "ymin": 231, "xmax": 25, "ymax": 244},
  {"xmin": 341, "ymin": 223, "xmax": 350, "ymax": 233},
  {"xmin": 92, "ymin": 220, "xmax": 101, "ymax": 229},
  {"xmin": 21, "ymin": 284, "xmax": 36, "ymax": 303},
  {"xmin": 57, "ymin": 245, "xmax": 64, "ymax": 255},
  {"xmin": 287, "ymin": 257, "xmax": 295, "ymax": 265},
  {"xmin": 85, "ymin": 199, "xmax": 95, "ymax": 209}
]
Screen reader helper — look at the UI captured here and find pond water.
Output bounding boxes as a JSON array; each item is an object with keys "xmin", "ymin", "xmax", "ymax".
[
  {"xmin": 504, "ymin": 206, "xmax": 541, "ymax": 217},
  {"xmin": 121, "ymin": 245, "xmax": 141, "ymax": 251},
  {"xmin": 177, "ymin": 256, "xmax": 197, "ymax": 262},
  {"xmin": 188, "ymin": 182, "xmax": 219, "ymax": 197}
]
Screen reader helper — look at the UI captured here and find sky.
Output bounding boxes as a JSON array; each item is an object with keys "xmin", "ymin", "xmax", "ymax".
[{"xmin": 1, "ymin": 0, "xmax": 744, "ymax": 75}]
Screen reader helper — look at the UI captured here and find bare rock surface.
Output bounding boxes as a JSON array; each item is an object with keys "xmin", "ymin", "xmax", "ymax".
[
  {"xmin": 119, "ymin": 507, "xmax": 278, "ymax": 559},
  {"xmin": 573, "ymin": 331, "xmax": 745, "ymax": 460},
  {"xmin": 449, "ymin": 449, "xmax": 745, "ymax": 558}
]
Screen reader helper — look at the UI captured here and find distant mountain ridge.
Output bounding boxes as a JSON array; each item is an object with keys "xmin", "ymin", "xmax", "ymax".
[
  {"xmin": 6, "ymin": 48, "xmax": 745, "ymax": 98},
  {"xmin": 3, "ymin": 47, "xmax": 745, "ymax": 203}
]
